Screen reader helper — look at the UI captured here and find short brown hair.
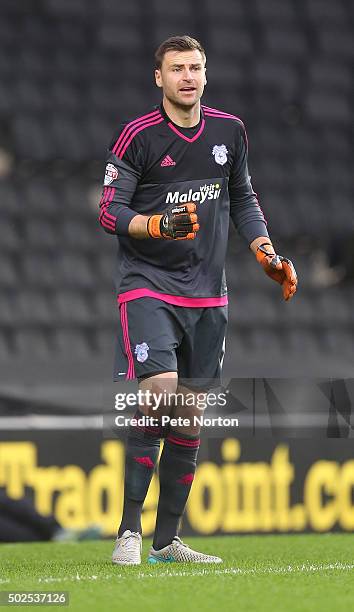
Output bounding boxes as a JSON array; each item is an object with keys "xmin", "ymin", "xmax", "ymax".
[{"xmin": 155, "ymin": 35, "xmax": 206, "ymax": 69}]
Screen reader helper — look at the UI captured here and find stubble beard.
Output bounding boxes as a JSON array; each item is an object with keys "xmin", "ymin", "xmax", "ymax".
[{"xmin": 165, "ymin": 90, "xmax": 202, "ymax": 113}]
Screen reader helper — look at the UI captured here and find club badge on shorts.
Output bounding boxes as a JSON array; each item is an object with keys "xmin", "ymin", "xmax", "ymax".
[
  {"xmin": 134, "ymin": 342, "xmax": 149, "ymax": 363},
  {"xmin": 104, "ymin": 163, "xmax": 119, "ymax": 185},
  {"xmin": 212, "ymin": 145, "xmax": 228, "ymax": 166}
]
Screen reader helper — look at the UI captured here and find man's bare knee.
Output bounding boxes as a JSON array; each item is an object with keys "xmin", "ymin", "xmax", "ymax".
[
  {"xmin": 138, "ymin": 372, "xmax": 178, "ymax": 418},
  {"xmin": 170, "ymin": 384, "xmax": 208, "ymax": 436}
]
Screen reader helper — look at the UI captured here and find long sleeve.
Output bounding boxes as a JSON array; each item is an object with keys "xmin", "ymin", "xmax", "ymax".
[
  {"xmin": 98, "ymin": 124, "xmax": 143, "ymax": 236},
  {"xmin": 228, "ymin": 123, "xmax": 269, "ymax": 245}
]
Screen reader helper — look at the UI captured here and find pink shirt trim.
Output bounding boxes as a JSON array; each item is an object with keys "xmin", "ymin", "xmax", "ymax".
[
  {"xmin": 117, "ymin": 288, "xmax": 228, "ymax": 307},
  {"xmin": 167, "ymin": 119, "xmax": 205, "ymax": 143}
]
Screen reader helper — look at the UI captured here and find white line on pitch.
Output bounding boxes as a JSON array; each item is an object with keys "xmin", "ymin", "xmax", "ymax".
[{"xmin": 35, "ymin": 562, "xmax": 354, "ymax": 583}]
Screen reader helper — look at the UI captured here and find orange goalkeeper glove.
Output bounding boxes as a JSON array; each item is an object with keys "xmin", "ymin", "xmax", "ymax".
[
  {"xmin": 147, "ymin": 203, "xmax": 199, "ymax": 240},
  {"xmin": 256, "ymin": 244, "xmax": 298, "ymax": 301}
]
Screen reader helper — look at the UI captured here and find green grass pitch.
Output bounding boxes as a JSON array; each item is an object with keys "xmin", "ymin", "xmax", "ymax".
[{"xmin": 1, "ymin": 534, "xmax": 353, "ymax": 612}]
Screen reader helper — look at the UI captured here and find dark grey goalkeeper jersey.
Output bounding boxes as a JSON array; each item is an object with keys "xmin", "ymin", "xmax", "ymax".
[{"xmin": 99, "ymin": 102, "xmax": 268, "ymax": 307}]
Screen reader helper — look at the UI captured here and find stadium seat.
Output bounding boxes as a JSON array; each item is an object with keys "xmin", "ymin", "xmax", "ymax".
[
  {"xmin": 49, "ymin": 81, "xmax": 81, "ymax": 113},
  {"xmin": 54, "ymin": 291, "xmax": 94, "ymax": 326},
  {"xmin": 13, "ymin": 117, "xmax": 53, "ymax": 160},
  {"xmin": 208, "ymin": 27, "xmax": 253, "ymax": 57},
  {"xmin": 227, "ymin": 255, "xmax": 268, "ymax": 289},
  {"xmin": 316, "ymin": 291, "xmax": 352, "ymax": 325},
  {"xmin": 305, "ymin": 90, "xmax": 351, "ymax": 124},
  {"xmin": 305, "ymin": 0, "xmax": 347, "ymax": 25},
  {"xmin": 0, "ymin": 80, "xmax": 15, "ymax": 114},
  {"xmin": 22, "ymin": 255, "xmax": 57, "ymax": 289},
  {"xmin": 60, "ymin": 220, "xmax": 95, "ymax": 251},
  {"xmin": 45, "ymin": 0, "xmax": 92, "ymax": 19},
  {"xmin": 95, "ymin": 253, "xmax": 117, "ymax": 287},
  {"xmin": 0, "ymin": 294, "xmax": 19, "ymax": 326},
  {"xmin": 0, "ymin": 219, "xmax": 20, "ymax": 252},
  {"xmin": 16, "ymin": 292, "xmax": 53, "ymax": 326},
  {"xmin": 25, "ymin": 219, "xmax": 58, "ymax": 250},
  {"xmin": 14, "ymin": 78, "xmax": 45, "ymax": 113},
  {"xmin": 53, "ymin": 329, "xmax": 94, "ymax": 358},
  {"xmin": 202, "ymin": 61, "xmax": 244, "ymax": 90},
  {"xmin": 254, "ymin": 0, "xmax": 296, "ymax": 22},
  {"xmin": 19, "ymin": 49, "xmax": 48, "ymax": 78},
  {"xmin": 253, "ymin": 126, "xmax": 290, "ymax": 157},
  {"xmin": 95, "ymin": 328, "xmax": 115, "ymax": 355},
  {"xmin": 151, "ymin": 0, "xmax": 193, "ymax": 18},
  {"xmin": 0, "ymin": 256, "xmax": 18, "ymax": 287},
  {"xmin": 22, "ymin": 183, "xmax": 58, "ymax": 218},
  {"xmin": 254, "ymin": 59, "xmax": 299, "ymax": 96},
  {"xmin": 322, "ymin": 330, "xmax": 354, "ymax": 358},
  {"xmin": 308, "ymin": 59, "xmax": 352, "ymax": 91},
  {"xmin": 101, "ymin": 0, "xmax": 141, "ymax": 19},
  {"xmin": 318, "ymin": 28, "xmax": 354, "ymax": 59},
  {"xmin": 263, "ymin": 28, "xmax": 308, "ymax": 59},
  {"xmin": 98, "ymin": 24, "xmax": 143, "ymax": 52},
  {"xmin": 231, "ymin": 292, "xmax": 279, "ymax": 326},
  {"xmin": 247, "ymin": 328, "xmax": 284, "ymax": 359},
  {"xmin": 51, "ymin": 49, "xmax": 84, "ymax": 79},
  {"xmin": 326, "ymin": 193, "xmax": 354, "ymax": 234},
  {"xmin": 0, "ymin": 332, "xmax": 13, "ymax": 361},
  {"xmin": 56, "ymin": 254, "xmax": 95, "ymax": 289},
  {"xmin": 283, "ymin": 294, "xmax": 315, "ymax": 326},
  {"xmin": 51, "ymin": 116, "xmax": 88, "ymax": 161},
  {"xmin": 94, "ymin": 292, "xmax": 117, "ymax": 325},
  {"xmin": 289, "ymin": 126, "xmax": 323, "ymax": 156},
  {"xmin": 285, "ymin": 329, "xmax": 320, "ymax": 356},
  {"xmin": 14, "ymin": 330, "xmax": 51, "ymax": 359},
  {"xmin": 320, "ymin": 127, "xmax": 352, "ymax": 157},
  {"xmin": 324, "ymin": 159, "xmax": 352, "ymax": 189},
  {"xmin": 152, "ymin": 26, "xmax": 201, "ymax": 48},
  {"xmin": 204, "ymin": 0, "xmax": 244, "ymax": 21}
]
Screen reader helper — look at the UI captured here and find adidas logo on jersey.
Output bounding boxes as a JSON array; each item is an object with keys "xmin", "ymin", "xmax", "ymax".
[{"xmin": 161, "ymin": 155, "xmax": 176, "ymax": 167}]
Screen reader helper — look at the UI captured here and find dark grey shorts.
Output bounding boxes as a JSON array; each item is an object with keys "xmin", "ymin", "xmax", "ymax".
[{"xmin": 114, "ymin": 297, "xmax": 228, "ymax": 390}]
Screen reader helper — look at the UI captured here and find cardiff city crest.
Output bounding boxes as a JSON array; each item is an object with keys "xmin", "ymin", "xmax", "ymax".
[
  {"xmin": 134, "ymin": 342, "xmax": 149, "ymax": 363},
  {"xmin": 212, "ymin": 144, "xmax": 228, "ymax": 166}
]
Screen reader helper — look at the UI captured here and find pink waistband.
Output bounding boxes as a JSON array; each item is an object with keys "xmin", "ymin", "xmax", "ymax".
[{"xmin": 117, "ymin": 288, "xmax": 228, "ymax": 307}]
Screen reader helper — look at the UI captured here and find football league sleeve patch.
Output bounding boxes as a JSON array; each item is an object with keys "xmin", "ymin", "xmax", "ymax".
[{"xmin": 99, "ymin": 153, "xmax": 141, "ymax": 236}]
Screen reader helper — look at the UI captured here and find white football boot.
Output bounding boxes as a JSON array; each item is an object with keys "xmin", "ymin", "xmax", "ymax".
[
  {"xmin": 148, "ymin": 536, "xmax": 223, "ymax": 564},
  {"xmin": 112, "ymin": 530, "xmax": 142, "ymax": 565}
]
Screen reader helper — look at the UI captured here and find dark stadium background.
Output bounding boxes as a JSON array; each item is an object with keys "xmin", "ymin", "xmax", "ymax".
[{"xmin": 0, "ymin": 0, "xmax": 353, "ymax": 539}]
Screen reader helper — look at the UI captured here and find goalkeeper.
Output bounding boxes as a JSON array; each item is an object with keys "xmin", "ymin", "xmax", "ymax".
[{"xmin": 98, "ymin": 35, "xmax": 297, "ymax": 565}]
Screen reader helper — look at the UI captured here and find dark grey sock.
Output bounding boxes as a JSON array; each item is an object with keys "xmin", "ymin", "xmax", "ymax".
[
  {"xmin": 118, "ymin": 410, "xmax": 161, "ymax": 536},
  {"xmin": 153, "ymin": 429, "xmax": 200, "ymax": 550}
]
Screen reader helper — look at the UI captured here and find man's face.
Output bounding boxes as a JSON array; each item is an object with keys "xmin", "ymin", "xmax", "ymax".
[{"xmin": 155, "ymin": 49, "xmax": 207, "ymax": 109}]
